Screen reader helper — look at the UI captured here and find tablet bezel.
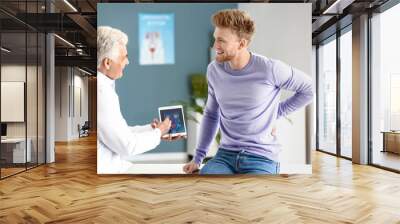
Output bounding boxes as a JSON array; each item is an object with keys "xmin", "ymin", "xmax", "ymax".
[{"xmin": 158, "ymin": 105, "xmax": 187, "ymax": 137}]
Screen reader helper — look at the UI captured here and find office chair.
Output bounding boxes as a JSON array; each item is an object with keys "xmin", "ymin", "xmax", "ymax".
[{"xmin": 78, "ymin": 121, "xmax": 90, "ymax": 138}]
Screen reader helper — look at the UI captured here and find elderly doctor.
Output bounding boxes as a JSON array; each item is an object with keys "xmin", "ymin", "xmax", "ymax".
[{"xmin": 97, "ymin": 26, "xmax": 178, "ymax": 174}]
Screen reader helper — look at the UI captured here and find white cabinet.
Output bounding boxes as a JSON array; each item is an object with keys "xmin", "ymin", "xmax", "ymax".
[{"xmin": 1, "ymin": 138, "xmax": 32, "ymax": 163}]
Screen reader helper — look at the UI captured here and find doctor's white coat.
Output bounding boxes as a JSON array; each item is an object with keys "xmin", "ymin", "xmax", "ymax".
[{"xmin": 97, "ymin": 71, "xmax": 161, "ymax": 174}]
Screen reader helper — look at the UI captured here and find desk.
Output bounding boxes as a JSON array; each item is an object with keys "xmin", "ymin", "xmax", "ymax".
[
  {"xmin": 1, "ymin": 138, "xmax": 31, "ymax": 163},
  {"xmin": 382, "ymin": 131, "xmax": 400, "ymax": 154}
]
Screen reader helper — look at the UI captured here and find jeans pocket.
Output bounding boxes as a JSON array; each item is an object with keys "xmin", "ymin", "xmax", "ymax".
[{"xmin": 240, "ymin": 155, "xmax": 277, "ymax": 174}]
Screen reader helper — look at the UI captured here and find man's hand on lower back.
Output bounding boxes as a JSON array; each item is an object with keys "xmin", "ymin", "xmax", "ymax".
[{"xmin": 271, "ymin": 126, "xmax": 277, "ymax": 137}]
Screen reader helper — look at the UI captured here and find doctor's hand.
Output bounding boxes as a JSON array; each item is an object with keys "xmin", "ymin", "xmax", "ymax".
[
  {"xmin": 161, "ymin": 134, "xmax": 187, "ymax": 141},
  {"xmin": 154, "ymin": 117, "xmax": 172, "ymax": 136},
  {"xmin": 151, "ymin": 118, "xmax": 160, "ymax": 129},
  {"xmin": 183, "ymin": 161, "xmax": 199, "ymax": 174}
]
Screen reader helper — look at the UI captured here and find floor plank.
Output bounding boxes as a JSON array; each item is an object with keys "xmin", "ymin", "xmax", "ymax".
[{"xmin": 0, "ymin": 134, "xmax": 399, "ymax": 223}]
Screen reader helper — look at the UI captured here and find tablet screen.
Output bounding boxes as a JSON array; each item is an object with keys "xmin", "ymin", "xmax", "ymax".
[{"xmin": 159, "ymin": 108, "xmax": 186, "ymax": 134}]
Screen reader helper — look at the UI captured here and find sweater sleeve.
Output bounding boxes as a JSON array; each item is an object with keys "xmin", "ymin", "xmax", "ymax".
[
  {"xmin": 193, "ymin": 77, "xmax": 220, "ymax": 165},
  {"xmin": 272, "ymin": 60, "xmax": 314, "ymax": 119}
]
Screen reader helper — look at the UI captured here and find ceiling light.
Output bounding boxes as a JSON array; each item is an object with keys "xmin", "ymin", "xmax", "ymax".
[
  {"xmin": 322, "ymin": 0, "xmax": 340, "ymax": 14},
  {"xmin": 78, "ymin": 67, "xmax": 93, "ymax": 76},
  {"xmin": 54, "ymin": 34, "xmax": 75, "ymax": 48},
  {"xmin": 1, "ymin": 47, "xmax": 11, "ymax": 53},
  {"xmin": 63, "ymin": 0, "xmax": 78, "ymax": 12},
  {"xmin": 322, "ymin": 0, "xmax": 353, "ymax": 14},
  {"xmin": 323, "ymin": 0, "xmax": 341, "ymax": 14}
]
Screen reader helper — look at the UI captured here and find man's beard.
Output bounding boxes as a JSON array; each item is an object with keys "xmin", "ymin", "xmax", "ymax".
[{"xmin": 215, "ymin": 51, "xmax": 235, "ymax": 63}]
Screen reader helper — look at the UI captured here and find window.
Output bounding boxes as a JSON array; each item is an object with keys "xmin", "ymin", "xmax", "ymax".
[
  {"xmin": 370, "ymin": 2, "xmax": 400, "ymax": 171},
  {"xmin": 339, "ymin": 29, "xmax": 352, "ymax": 158},
  {"xmin": 318, "ymin": 37, "xmax": 337, "ymax": 154},
  {"xmin": 0, "ymin": 1, "xmax": 46, "ymax": 179}
]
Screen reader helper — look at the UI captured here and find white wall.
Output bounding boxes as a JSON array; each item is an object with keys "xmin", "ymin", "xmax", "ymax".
[
  {"xmin": 55, "ymin": 66, "xmax": 68, "ymax": 141},
  {"xmin": 238, "ymin": 3, "xmax": 313, "ymax": 166},
  {"xmin": 1, "ymin": 64, "xmax": 46, "ymax": 164},
  {"xmin": 55, "ymin": 67, "xmax": 89, "ymax": 141},
  {"xmin": 311, "ymin": 45, "xmax": 317, "ymax": 153},
  {"xmin": 1, "ymin": 66, "xmax": 27, "ymax": 140},
  {"xmin": 72, "ymin": 72, "xmax": 89, "ymax": 138},
  {"xmin": 46, "ymin": 32, "xmax": 55, "ymax": 163},
  {"xmin": 1, "ymin": 65, "xmax": 41, "ymax": 137}
]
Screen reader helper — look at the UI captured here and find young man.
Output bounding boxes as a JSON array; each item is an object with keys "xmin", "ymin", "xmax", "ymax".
[{"xmin": 183, "ymin": 9, "xmax": 314, "ymax": 174}]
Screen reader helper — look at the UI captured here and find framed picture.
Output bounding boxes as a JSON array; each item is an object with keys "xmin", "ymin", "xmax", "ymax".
[{"xmin": 139, "ymin": 13, "xmax": 175, "ymax": 65}]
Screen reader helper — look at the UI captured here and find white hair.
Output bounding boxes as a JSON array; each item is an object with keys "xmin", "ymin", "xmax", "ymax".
[{"xmin": 97, "ymin": 26, "xmax": 128, "ymax": 68}]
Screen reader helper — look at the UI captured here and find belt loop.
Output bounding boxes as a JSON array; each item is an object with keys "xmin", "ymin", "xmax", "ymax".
[{"xmin": 236, "ymin": 150, "xmax": 242, "ymax": 170}]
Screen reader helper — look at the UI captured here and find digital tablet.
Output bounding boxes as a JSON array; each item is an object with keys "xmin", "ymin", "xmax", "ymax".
[{"xmin": 158, "ymin": 105, "xmax": 187, "ymax": 137}]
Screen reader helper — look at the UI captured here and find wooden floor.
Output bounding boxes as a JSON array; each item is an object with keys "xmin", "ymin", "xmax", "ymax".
[
  {"xmin": 1, "ymin": 167, "xmax": 26, "ymax": 178},
  {"xmin": 373, "ymin": 151, "xmax": 400, "ymax": 171},
  {"xmin": 1, "ymin": 163, "xmax": 45, "ymax": 178},
  {"xmin": 1, "ymin": 135, "xmax": 400, "ymax": 223}
]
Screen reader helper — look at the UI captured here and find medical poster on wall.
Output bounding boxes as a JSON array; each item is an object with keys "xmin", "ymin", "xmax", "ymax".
[{"xmin": 139, "ymin": 13, "xmax": 175, "ymax": 65}]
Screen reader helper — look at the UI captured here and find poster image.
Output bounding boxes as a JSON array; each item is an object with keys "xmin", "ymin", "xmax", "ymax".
[{"xmin": 139, "ymin": 13, "xmax": 175, "ymax": 65}]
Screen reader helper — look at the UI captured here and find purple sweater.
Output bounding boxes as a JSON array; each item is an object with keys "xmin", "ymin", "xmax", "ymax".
[{"xmin": 193, "ymin": 52, "xmax": 314, "ymax": 165}]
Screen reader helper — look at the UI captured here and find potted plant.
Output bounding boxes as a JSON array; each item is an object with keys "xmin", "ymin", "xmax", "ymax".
[{"xmin": 173, "ymin": 73, "xmax": 220, "ymax": 160}]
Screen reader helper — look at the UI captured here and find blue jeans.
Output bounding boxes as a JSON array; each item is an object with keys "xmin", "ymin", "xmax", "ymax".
[{"xmin": 199, "ymin": 148, "xmax": 280, "ymax": 175}]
